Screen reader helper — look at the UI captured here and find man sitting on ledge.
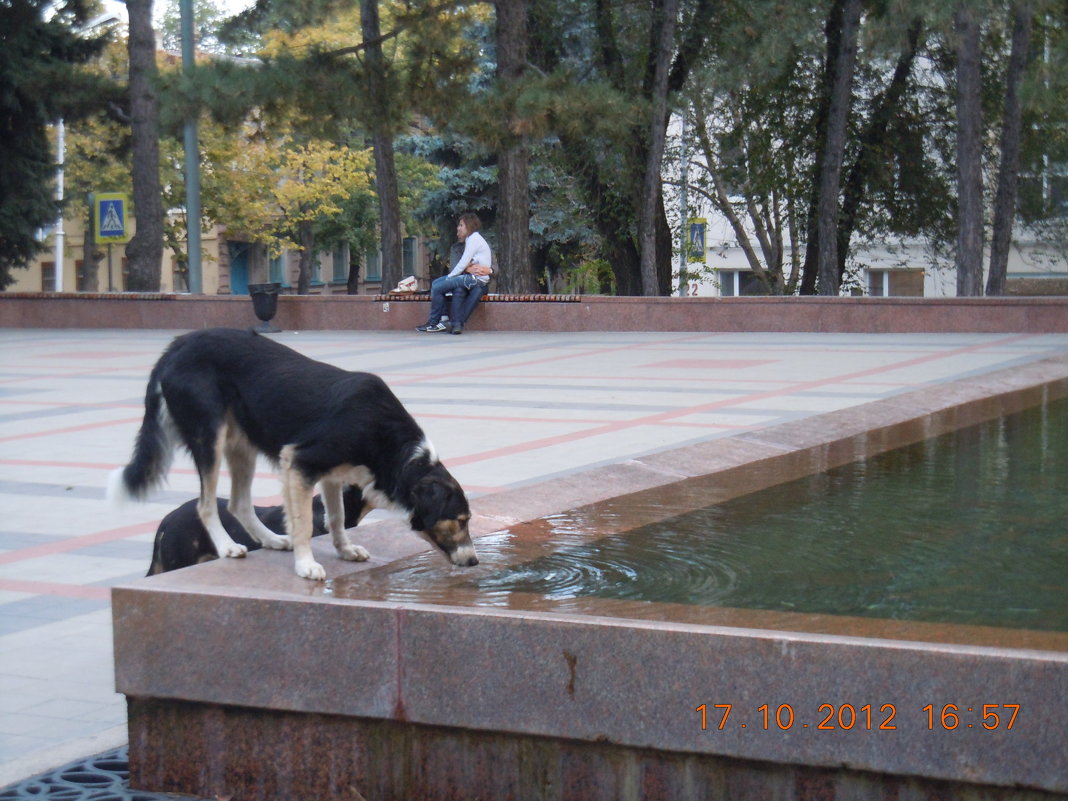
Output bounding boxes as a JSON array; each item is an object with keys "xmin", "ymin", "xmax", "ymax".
[{"xmin": 417, "ymin": 212, "xmax": 493, "ymax": 335}]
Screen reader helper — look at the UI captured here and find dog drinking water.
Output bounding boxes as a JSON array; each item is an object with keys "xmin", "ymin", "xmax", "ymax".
[{"xmin": 110, "ymin": 327, "xmax": 477, "ymax": 580}]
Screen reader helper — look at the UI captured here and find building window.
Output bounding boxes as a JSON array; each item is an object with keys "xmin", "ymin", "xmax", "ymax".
[
  {"xmin": 41, "ymin": 262, "xmax": 55, "ymax": 292},
  {"xmin": 719, "ymin": 270, "xmax": 737, "ymax": 296},
  {"xmin": 403, "ymin": 236, "xmax": 416, "ymax": 276},
  {"xmin": 889, "ymin": 269, "xmax": 925, "ymax": 296},
  {"xmin": 365, "ymin": 250, "xmax": 382, "ymax": 282},
  {"xmin": 332, "ymin": 245, "xmax": 348, "ymax": 283},
  {"xmin": 868, "ymin": 270, "xmax": 889, "ymax": 297},
  {"xmin": 173, "ymin": 258, "xmax": 189, "ymax": 292},
  {"xmin": 1049, "ymin": 172, "xmax": 1068, "ymax": 218},
  {"xmin": 718, "ymin": 270, "xmax": 766, "ymax": 296},
  {"xmin": 269, "ymin": 253, "xmax": 286, "ymax": 285}
]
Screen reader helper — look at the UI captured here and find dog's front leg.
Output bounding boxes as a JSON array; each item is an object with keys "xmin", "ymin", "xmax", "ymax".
[
  {"xmin": 280, "ymin": 448, "xmax": 323, "ymax": 580},
  {"xmin": 321, "ymin": 480, "xmax": 369, "ymax": 562},
  {"xmin": 197, "ymin": 497, "xmax": 247, "ymax": 559}
]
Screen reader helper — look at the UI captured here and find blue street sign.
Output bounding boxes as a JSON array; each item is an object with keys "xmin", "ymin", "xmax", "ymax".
[{"xmin": 94, "ymin": 193, "xmax": 130, "ymax": 244}]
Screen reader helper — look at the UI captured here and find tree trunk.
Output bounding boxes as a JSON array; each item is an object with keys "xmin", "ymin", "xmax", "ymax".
[
  {"xmin": 347, "ymin": 253, "xmax": 360, "ymax": 294},
  {"xmin": 639, "ymin": 0, "xmax": 679, "ymax": 296},
  {"xmin": 373, "ymin": 131, "xmax": 403, "ymax": 290},
  {"xmin": 362, "ymin": 0, "xmax": 403, "ymax": 291},
  {"xmin": 836, "ymin": 17, "xmax": 924, "ymax": 287},
  {"xmin": 654, "ymin": 186, "xmax": 674, "ymax": 293},
  {"xmin": 296, "ymin": 218, "xmax": 314, "ymax": 294},
  {"xmin": 124, "ymin": 0, "xmax": 163, "ymax": 291},
  {"xmin": 799, "ymin": 0, "xmax": 858, "ymax": 295},
  {"xmin": 955, "ymin": 1, "xmax": 984, "ymax": 297},
  {"xmin": 496, "ymin": 0, "xmax": 535, "ymax": 292},
  {"xmin": 815, "ymin": 0, "xmax": 861, "ymax": 296},
  {"xmin": 81, "ymin": 223, "xmax": 101, "ymax": 292},
  {"xmin": 497, "ymin": 144, "xmax": 533, "ymax": 291},
  {"xmin": 559, "ymin": 136, "xmax": 643, "ymax": 294},
  {"xmin": 694, "ymin": 112, "xmax": 784, "ymax": 292},
  {"xmin": 606, "ymin": 238, "xmax": 643, "ymax": 295},
  {"xmin": 987, "ymin": 0, "xmax": 1033, "ymax": 296}
]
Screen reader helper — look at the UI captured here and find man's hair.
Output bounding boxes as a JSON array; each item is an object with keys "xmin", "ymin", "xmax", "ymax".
[{"xmin": 459, "ymin": 212, "xmax": 481, "ymax": 232}]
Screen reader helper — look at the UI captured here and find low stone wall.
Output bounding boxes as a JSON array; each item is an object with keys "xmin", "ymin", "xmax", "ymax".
[{"xmin": 3, "ymin": 291, "xmax": 1068, "ymax": 332}]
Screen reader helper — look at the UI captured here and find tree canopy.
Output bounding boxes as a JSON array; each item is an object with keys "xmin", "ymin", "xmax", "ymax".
[
  {"xmin": 7, "ymin": 0, "xmax": 1068, "ymax": 296},
  {"xmin": 0, "ymin": 0, "xmax": 113, "ymax": 287}
]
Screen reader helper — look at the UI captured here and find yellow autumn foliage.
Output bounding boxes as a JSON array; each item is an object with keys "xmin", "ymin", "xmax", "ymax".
[{"xmin": 201, "ymin": 130, "xmax": 375, "ymax": 255}]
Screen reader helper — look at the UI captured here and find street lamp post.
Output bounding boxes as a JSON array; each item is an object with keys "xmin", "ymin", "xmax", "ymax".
[
  {"xmin": 180, "ymin": 0, "xmax": 203, "ymax": 293},
  {"xmin": 54, "ymin": 119, "xmax": 65, "ymax": 291},
  {"xmin": 52, "ymin": 14, "xmax": 119, "ymax": 293},
  {"xmin": 678, "ymin": 114, "xmax": 689, "ymax": 297}
]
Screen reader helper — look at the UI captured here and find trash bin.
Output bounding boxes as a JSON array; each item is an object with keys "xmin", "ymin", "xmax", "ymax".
[{"xmin": 248, "ymin": 282, "xmax": 282, "ymax": 333}]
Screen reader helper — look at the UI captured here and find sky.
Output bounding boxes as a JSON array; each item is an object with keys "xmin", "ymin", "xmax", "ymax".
[{"xmin": 100, "ymin": 0, "xmax": 253, "ymax": 28}]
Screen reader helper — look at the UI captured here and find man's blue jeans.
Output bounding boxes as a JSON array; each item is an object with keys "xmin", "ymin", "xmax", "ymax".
[{"xmin": 428, "ymin": 274, "xmax": 486, "ymax": 326}]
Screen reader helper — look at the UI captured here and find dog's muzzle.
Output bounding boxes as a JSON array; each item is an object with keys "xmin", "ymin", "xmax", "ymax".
[{"xmin": 449, "ymin": 543, "xmax": 479, "ymax": 567}]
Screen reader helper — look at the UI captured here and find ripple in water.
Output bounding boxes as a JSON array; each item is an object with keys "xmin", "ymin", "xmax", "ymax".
[{"xmin": 474, "ymin": 526, "xmax": 747, "ymax": 605}]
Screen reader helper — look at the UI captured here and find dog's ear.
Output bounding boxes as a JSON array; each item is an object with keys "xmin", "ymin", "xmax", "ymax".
[{"xmin": 409, "ymin": 475, "xmax": 448, "ymax": 531}]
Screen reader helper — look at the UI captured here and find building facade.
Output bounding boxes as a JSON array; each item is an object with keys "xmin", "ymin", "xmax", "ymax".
[{"xmin": 15, "ymin": 212, "xmax": 436, "ymax": 296}]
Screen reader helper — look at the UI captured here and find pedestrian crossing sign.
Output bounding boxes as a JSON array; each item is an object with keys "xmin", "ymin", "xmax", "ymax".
[{"xmin": 93, "ymin": 193, "xmax": 130, "ymax": 244}]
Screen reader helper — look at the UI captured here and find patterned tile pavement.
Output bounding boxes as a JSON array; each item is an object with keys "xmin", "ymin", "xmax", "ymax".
[{"xmin": 2, "ymin": 327, "xmax": 1067, "ymax": 787}]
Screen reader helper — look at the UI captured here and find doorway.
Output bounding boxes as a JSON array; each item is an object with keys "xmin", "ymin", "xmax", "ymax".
[{"xmin": 228, "ymin": 241, "xmax": 250, "ymax": 295}]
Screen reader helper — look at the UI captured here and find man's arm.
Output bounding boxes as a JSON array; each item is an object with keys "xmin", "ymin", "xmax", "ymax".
[{"xmin": 447, "ymin": 237, "xmax": 479, "ymax": 277}]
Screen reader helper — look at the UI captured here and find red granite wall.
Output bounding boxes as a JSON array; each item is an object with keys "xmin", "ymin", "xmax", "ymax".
[
  {"xmin": 126, "ymin": 699, "xmax": 1064, "ymax": 801},
  {"xmin": 3, "ymin": 292, "xmax": 1068, "ymax": 332}
]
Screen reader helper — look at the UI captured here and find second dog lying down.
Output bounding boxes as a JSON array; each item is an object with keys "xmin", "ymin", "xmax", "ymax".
[{"xmin": 147, "ymin": 487, "xmax": 365, "ymax": 575}]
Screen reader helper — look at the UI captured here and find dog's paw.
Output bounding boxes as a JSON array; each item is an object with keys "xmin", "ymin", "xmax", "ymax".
[
  {"xmin": 220, "ymin": 542, "xmax": 248, "ymax": 559},
  {"xmin": 339, "ymin": 544, "xmax": 370, "ymax": 562},
  {"xmin": 296, "ymin": 558, "xmax": 326, "ymax": 581},
  {"xmin": 261, "ymin": 533, "xmax": 293, "ymax": 551}
]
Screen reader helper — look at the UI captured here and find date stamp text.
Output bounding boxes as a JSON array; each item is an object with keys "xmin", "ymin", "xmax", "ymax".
[{"xmin": 696, "ymin": 703, "xmax": 1020, "ymax": 732}]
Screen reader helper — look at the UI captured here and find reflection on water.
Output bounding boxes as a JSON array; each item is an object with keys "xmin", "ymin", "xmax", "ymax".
[
  {"xmin": 362, "ymin": 396, "xmax": 1068, "ymax": 633},
  {"xmin": 478, "ymin": 529, "xmax": 746, "ymax": 605}
]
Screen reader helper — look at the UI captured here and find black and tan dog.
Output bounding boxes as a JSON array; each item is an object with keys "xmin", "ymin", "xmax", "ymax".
[
  {"xmin": 147, "ymin": 489, "xmax": 364, "ymax": 575},
  {"xmin": 110, "ymin": 327, "xmax": 477, "ymax": 580}
]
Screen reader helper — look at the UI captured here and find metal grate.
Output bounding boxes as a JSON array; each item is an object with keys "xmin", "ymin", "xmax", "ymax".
[{"xmin": 0, "ymin": 747, "xmax": 212, "ymax": 801}]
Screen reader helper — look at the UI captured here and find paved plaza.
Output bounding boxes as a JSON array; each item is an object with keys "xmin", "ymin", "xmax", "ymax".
[{"xmin": 2, "ymin": 326, "xmax": 1068, "ymax": 788}]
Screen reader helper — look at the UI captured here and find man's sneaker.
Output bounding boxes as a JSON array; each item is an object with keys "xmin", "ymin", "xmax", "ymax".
[
  {"xmin": 451, "ymin": 324, "xmax": 463, "ymax": 335},
  {"xmin": 416, "ymin": 322, "xmax": 448, "ymax": 333}
]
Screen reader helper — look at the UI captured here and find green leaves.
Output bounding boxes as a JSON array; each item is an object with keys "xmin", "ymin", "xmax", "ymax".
[{"xmin": 0, "ymin": 0, "xmax": 112, "ymax": 283}]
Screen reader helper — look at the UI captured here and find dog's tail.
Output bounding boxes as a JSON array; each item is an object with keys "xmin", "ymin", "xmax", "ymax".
[{"xmin": 108, "ymin": 369, "xmax": 177, "ymax": 504}]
